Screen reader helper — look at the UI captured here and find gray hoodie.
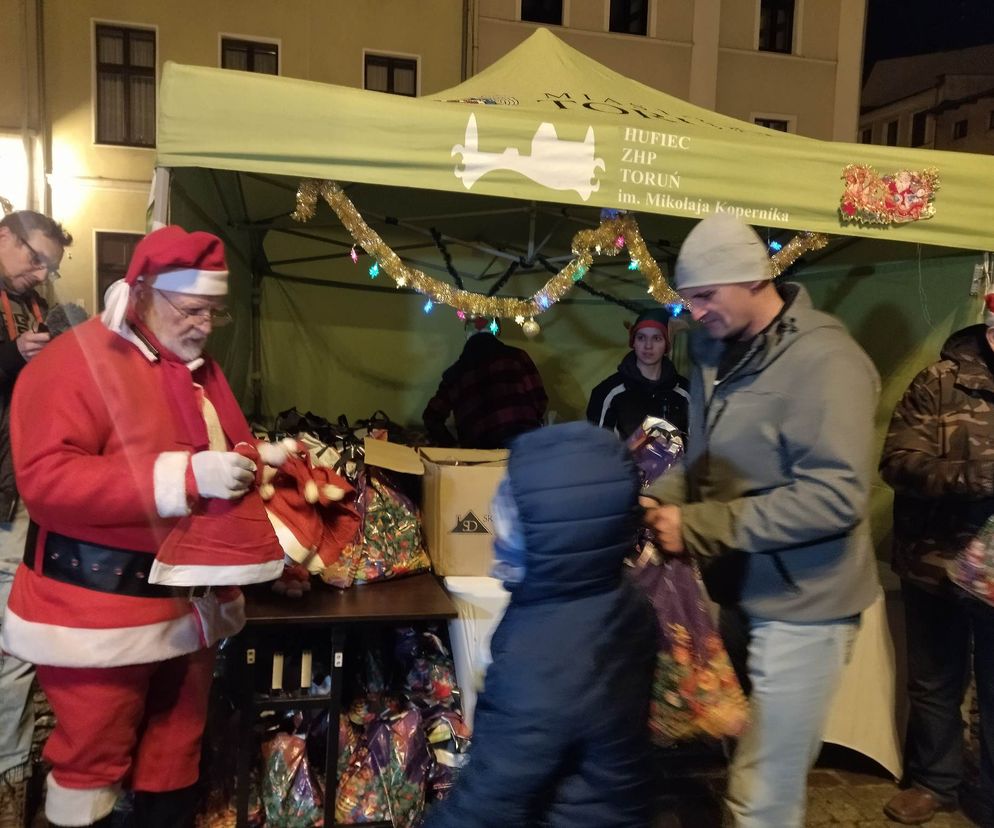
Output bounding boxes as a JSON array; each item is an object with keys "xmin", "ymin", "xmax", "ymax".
[{"xmin": 648, "ymin": 283, "xmax": 880, "ymax": 622}]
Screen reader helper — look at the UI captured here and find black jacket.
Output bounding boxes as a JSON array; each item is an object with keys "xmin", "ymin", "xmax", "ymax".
[
  {"xmin": 0, "ymin": 291, "xmax": 43, "ymax": 522},
  {"xmin": 423, "ymin": 422, "xmax": 658, "ymax": 828},
  {"xmin": 587, "ymin": 351, "xmax": 689, "ymax": 439}
]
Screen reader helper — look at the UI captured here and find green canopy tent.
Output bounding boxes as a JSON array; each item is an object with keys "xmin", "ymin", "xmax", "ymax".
[
  {"xmin": 154, "ymin": 28, "xmax": 991, "ymax": 438},
  {"xmin": 154, "ymin": 29, "xmax": 994, "ymax": 777}
]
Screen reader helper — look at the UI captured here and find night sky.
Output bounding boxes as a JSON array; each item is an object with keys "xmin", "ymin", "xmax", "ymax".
[{"xmin": 864, "ymin": 0, "xmax": 994, "ymax": 76}]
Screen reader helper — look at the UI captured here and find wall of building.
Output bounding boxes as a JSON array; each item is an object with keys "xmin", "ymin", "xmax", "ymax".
[{"xmin": 934, "ymin": 97, "xmax": 994, "ymax": 154}]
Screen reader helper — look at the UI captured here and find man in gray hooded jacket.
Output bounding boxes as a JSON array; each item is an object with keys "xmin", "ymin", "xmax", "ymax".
[{"xmin": 643, "ymin": 213, "xmax": 880, "ymax": 828}]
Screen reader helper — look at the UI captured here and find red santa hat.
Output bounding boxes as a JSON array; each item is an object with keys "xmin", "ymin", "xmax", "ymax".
[{"xmin": 101, "ymin": 225, "xmax": 229, "ymax": 333}]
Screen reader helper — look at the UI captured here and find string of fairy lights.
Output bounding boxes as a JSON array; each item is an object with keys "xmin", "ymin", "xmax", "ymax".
[{"xmin": 292, "ymin": 179, "xmax": 829, "ymax": 337}]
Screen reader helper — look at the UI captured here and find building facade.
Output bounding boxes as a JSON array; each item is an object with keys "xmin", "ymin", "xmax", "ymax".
[{"xmin": 859, "ymin": 44, "xmax": 994, "ymax": 155}]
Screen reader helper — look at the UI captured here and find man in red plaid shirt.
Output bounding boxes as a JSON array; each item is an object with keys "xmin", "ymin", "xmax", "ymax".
[{"xmin": 422, "ymin": 318, "xmax": 547, "ymax": 449}]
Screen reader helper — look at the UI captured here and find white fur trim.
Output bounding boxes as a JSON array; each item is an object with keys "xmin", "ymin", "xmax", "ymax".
[
  {"xmin": 266, "ymin": 510, "xmax": 323, "ymax": 573},
  {"xmin": 45, "ymin": 774, "xmax": 120, "ymax": 827},
  {"xmin": 100, "ymin": 279, "xmax": 131, "ymax": 333},
  {"xmin": 151, "ymin": 267, "xmax": 227, "ymax": 296},
  {"xmin": 257, "ymin": 439, "xmax": 296, "ymax": 468},
  {"xmin": 1, "ymin": 606, "xmax": 208, "ymax": 668},
  {"xmin": 154, "ymin": 451, "xmax": 192, "ymax": 518},
  {"xmin": 148, "ymin": 558, "xmax": 284, "ymax": 587}
]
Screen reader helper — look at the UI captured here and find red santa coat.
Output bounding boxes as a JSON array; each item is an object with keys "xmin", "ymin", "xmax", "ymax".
[{"xmin": 0, "ymin": 318, "xmax": 265, "ymax": 668}]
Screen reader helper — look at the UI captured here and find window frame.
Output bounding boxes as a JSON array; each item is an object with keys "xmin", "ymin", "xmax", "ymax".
[
  {"xmin": 92, "ymin": 21, "xmax": 158, "ymax": 148},
  {"xmin": 885, "ymin": 119, "xmax": 898, "ymax": 146},
  {"xmin": 608, "ymin": 0, "xmax": 649, "ymax": 36},
  {"xmin": 910, "ymin": 110, "xmax": 928, "ymax": 147},
  {"xmin": 219, "ymin": 34, "xmax": 281, "ymax": 75},
  {"xmin": 94, "ymin": 230, "xmax": 144, "ymax": 310},
  {"xmin": 362, "ymin": 51, "xmax": 420, "ymax": 97},
  {"xmin": 753, "ymin": 116, "xmax": 791, "ymax": 132},
  {"xmin": 520, "ymin": 0, "xmax": 564, "ymax": 26},
  {"xmin": 757, "ymin": 0, "xmax": 796, "ymax": 54},
  {"xmin": 751, "ymin": 112, "xmax": 796, "ymax": 133},
  {"xmin": 952, "ymin": 118, "xmax": 968, "ymax": 140}
]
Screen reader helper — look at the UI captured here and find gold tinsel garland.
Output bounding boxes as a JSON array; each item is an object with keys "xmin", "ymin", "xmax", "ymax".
[
  {"xmin": 292, "ymin": 179, "xmax": 829, "ymax": 323},
  {"xmin": 770, "ymin": 231, "xmax": 829, "ymax": 277}
]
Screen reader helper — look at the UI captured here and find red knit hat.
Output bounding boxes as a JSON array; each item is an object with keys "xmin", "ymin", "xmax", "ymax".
[
  {"xmin": 985, "ymin": 293, "xmax": 994, "ymax": 327},
  {"xmin": 628, "ymin": 308, "xmax": 671, "ymax": 351},
  {"xmin": 101, "ymin": 225, "xmax": 229, "ymax": 333}
]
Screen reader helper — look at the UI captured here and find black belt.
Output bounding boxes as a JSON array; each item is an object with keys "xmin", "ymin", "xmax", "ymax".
[{"xmin": 23, "ymin": 523, "xmax": 210, "ymax": 599}]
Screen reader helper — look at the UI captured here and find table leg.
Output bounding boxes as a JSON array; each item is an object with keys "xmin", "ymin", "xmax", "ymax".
[
  {"xmin": 325, "ymin": 627, "xmax": 346, "ymax": 827},
  {"xmin": 236, "ymin": 640, "xmax": 256, "ymax": 828}
]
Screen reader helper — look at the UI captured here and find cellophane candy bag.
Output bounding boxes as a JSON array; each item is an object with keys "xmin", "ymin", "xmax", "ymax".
[
  {"xmin": 949, "ymin": 515, "xmax": 994, "ymax": 606},
  {"xmin": 260, "ymin": 733, "xmax": 323, "ymax": 828}
]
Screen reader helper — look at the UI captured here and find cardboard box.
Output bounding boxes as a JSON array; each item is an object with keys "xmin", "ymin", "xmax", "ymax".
[{"xmin": 419, "ymin": 447, "xmax": 508, "ymax": 576}]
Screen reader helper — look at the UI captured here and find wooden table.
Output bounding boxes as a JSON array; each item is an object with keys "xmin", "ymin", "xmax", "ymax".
[{"xmin": 232, "ymin": 573, "xmax": 457, "ymax": 827}]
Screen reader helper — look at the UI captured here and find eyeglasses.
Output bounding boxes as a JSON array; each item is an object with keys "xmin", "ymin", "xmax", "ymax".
[
  {"xmin": 154, "ymin": 289, "xmax": 232, "ymax": 327},
  {"xmin": 17, "ymin": 234, "xmax": 60, "ymax": 281}
]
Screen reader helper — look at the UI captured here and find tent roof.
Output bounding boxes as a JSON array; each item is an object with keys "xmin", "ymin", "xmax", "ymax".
[{"xmin": 158, "ymin": 28, "xmax": 994, "ymax": 251}]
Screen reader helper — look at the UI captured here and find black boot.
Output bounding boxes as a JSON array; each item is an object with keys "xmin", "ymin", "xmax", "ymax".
[{"xmin": 132, "ymin": 784, "xmax": 199, "ymax": 828}]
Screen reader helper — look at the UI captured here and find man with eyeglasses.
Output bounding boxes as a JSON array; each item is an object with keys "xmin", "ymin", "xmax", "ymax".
[
  {"xmin": 0, "ymin": 209, "xmax": 71, "ymax": 827},
  {"xmin": 0, "ymin": 225, "xmax": 287, "ymax": 828}
]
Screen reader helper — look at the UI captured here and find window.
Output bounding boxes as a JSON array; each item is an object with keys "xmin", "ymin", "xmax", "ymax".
[
  {"xmin": 364, "ymin": 53, "xmax": 417, "ymax": 96},
  {"xmin": 758, "ymin": 0, "xmax": 795, "ymax": 53},
  {"xmin": 610, "ymin": 0, "xmax": 648, "ymax": 35},
  {"xmin": 221, "ymin": 37, "xmax": 278, "ymax": 75},
  {"xmin": 952, "ymin": 119, "xmax": 968, "ymax": 140},
  {"xmin": 96, "ymin": 232, "xmax": 142, "ymax": 309},
  {"xmin": 859, "ymin": 126, "xmax": 872, "ymax": 144},
  {"xmin": 885, "ymin": 119, "xmax": 898, "ymax": 146},
  {"xmin": 911, "ymin": 111, "xmax": 927, "ymax": 146},
  {"xmin": 754, "ymin": 117, "xmax": 790, "ymax": 132},
  {"xmin": 988, "ymin": 109, "xmax": 994, "ymax": 130},
  {"xmin": 521, "ymin": 0, "xmax": 562, "ymax": 25},
  {"xmin": 94, "ymin": 24, "xmax": 156, "ymax": 147}
]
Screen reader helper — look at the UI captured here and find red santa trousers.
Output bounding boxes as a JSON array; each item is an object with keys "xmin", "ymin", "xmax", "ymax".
[{"xmin": 34, "ymin": 647, "xmax": 215, "ymax": 827}]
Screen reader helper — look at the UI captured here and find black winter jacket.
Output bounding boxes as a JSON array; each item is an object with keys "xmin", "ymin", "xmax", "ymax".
[
  {"xmin": 586, "ymin": 351, "xmax": 688, "ymax": 439},
  {"xmin": 423, "ymin": 422, "xmax": 658, "ymax": 828},
  {"xmin": 0, "ymin": 291, "xmax": 42, "ymax": 522}
]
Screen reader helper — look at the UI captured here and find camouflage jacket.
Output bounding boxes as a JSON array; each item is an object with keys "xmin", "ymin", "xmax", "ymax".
[{"xmin": 880, "ymin": 324, "xmax": 994, "ymax": 587}]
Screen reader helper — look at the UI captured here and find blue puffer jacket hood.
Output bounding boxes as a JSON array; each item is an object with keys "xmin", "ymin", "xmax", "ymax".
[{"xmin": 504, "ymin": 420, "xmax": 640, "ymax": 605}]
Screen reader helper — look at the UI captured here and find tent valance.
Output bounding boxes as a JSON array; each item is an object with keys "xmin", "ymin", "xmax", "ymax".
[{"xmin": 158, "ymin": 28, "xmax": 994, "ymax": 252}]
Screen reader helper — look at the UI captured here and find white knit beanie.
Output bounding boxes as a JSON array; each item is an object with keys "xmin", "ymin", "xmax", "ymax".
[{"xmin": 674, "ymin": 213, "xmax": 773, "ymax": 291}]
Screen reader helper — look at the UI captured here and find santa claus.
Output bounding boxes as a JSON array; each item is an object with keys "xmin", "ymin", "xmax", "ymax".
[{"xmin": 0, "ymin": 225, "xmax": 289, "ymax": 827}]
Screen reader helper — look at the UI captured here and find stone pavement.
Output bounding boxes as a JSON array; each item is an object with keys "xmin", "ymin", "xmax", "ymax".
[{"xmin": 652, "ymin": 743, "xmax": 984, "ymax": 828}]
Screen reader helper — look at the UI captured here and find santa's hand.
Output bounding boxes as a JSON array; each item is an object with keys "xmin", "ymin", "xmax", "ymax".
[{"xmin": 190, "ymin": 451, "xmax": 256, "ymax": 499}]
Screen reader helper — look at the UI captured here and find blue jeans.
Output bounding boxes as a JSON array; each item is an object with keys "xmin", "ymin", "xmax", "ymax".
[
  {"xmin": 723, "ymin": 614, "xmax": 859, "ymax": 828},
  {"xmin": 901, "ymin": 580, "xmax": 994, "ymax": 815},
  {"xmin": 0, "ymin": 502, "xmax": 33, "ymax": 782}
]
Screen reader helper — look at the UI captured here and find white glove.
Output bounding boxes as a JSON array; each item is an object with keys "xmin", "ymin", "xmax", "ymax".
[{"xmin": 190, "ymin": 451, "xmax": 256, "ymax": 500}]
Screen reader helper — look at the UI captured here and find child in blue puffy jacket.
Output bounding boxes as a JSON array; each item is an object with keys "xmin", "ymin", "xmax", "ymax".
[{"xmin": 423, "ymin": 421, "xmax": 658, "ymax": 828}]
